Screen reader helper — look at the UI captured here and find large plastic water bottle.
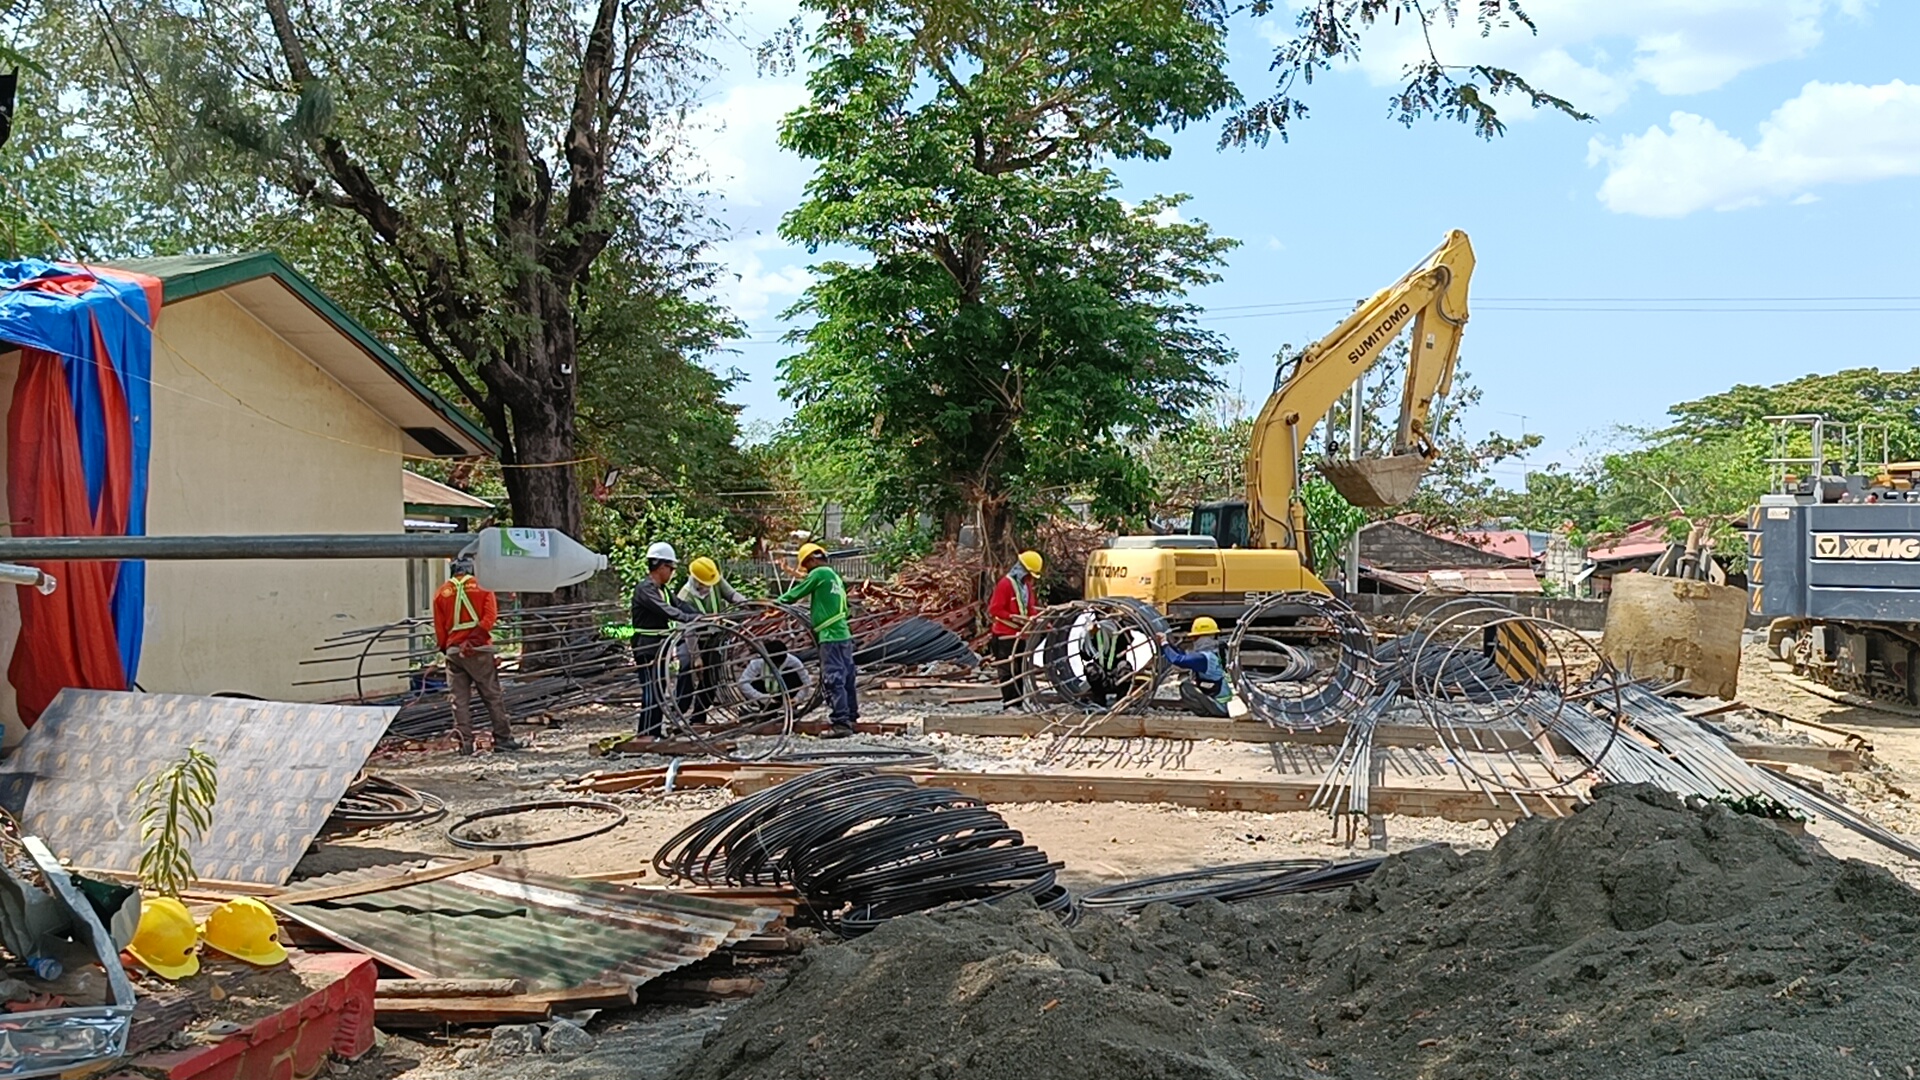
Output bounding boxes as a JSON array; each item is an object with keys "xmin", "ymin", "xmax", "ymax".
[{"xmin": 469, "ymin": 528, "xmax": 608, "ymax": 593}]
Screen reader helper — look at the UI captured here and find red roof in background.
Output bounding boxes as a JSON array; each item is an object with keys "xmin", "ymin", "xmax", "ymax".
[
  {"xmin": 1453, "ymin": 529, "xmax": 1536, "ymax": 562},
  {"xmin": 1365, "ymin": 566, "xmax": 1544, "ymax": 594},
  {"xmin": 1587, "ymin": 517, "xmax": 1679, "ymax": 562},
  {"xmin": 1386, "ymin": 515, "xmax": 1542, "ymax": 562}
]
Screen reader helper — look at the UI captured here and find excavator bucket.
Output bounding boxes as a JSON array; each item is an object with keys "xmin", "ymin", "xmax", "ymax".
[{"xmin": 1317, "ymin": 454, "xmax": 1431, "ymax": 508}]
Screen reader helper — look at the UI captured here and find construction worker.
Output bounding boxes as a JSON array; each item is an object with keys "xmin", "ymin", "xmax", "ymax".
[
  {"xmin": 673, "ymin": 556, "xmax": 743, "ymax": 726},
  {"xmin": 778, "ymin": 543, "xmax": 856, "ymax": 734},
  {"xmin": 737, "ymin": 639, "xmax": 815, "ymax": 712},
  {"xmin": 434, "ymin": 556, "xmax": 519, "ymax": 754},
  {"xmin": 677, "ymin": 556, "xmax": 746, "ymax": 614},
  {"xmin": 1079, "ymin": 617, "xmax": 1133, "ymax": 708},
  {"xmin": 631, "ymin": 541, "xmax": 696, "ymax": 737},
  {"xmin": 987, "ymin": 550, "xmax": 1043, "ymax": 709},
  {"xmin": 1160, "ymin": 616, "xmax": 1234, "ymax": 719}
]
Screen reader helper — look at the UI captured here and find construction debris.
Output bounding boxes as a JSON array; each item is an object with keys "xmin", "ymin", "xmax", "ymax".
[
  {"xmin": 272, "ymin": 862, "xmax": 782, "ymax": 1007},
  {"xmin": 667, "ymin": 785, "xmax": 1920, "ymax": 1080},
  {"xmin": 0, "ymin": 690, "xmax": 394, "ymax": 885}
]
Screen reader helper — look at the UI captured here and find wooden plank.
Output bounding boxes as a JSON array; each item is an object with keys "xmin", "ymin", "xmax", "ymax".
[
  {"xmin": 570, "ymin": 867, "xmax": 651, "ymax": 883},
  {"xmin": 271, "ymin": 855, "xmax": 502, "ymax": 907},
  {"xmin": 1728, "ymin": 743, "xmax": 1862, "ymax": 773},
  {"xmin": 926, "ymin": 713, "xmax": 1866, "ymax": 774},
  {"xmin": 725, "ymin": 767, "xmax": 1576, "ymax": 822},
  {"xmin": 376, "ymin": 978, "xmax": 526, "ymax": 998},
  {"xmin": 373, "ymin": 995, "xmax": 555, "ymax": 1028},
  {"xmin": 637, "ymin": 976, "xmax": 766, "ymax": 1002}
]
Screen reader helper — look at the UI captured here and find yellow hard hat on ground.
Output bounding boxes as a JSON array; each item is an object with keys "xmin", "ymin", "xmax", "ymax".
[
  {"xmin": 1190, "ymin": 616, "xmax": 1220, "ymax": 637},
  {"xmin": 128, "ymin": 896, "xmax": 200, "ymax": 980},
  {"xmin": 796, "ymin": 543, "xmax": 827, "ymax": 566},
  {"xmin": 689, "ymin": 556, "xmax": 721, "ymax": 586},
  {"xmin": 201, "ymin": 897, "xmax": 289, "ymax": 967},
  {"xmin": 1018, "ymin": 550, "xmax": 1043, "ymax": 575}
]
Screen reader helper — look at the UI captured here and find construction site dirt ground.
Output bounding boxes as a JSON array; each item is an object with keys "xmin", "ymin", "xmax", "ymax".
[{"xmin": 330, "ymin": 644, "xmax": 1920, "ymax": 1077}]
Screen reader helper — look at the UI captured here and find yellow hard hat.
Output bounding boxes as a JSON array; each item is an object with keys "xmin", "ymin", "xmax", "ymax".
[
  {"xmin": 127, "ymin": 897, "xmax": 200, "ymax": 980},
  {"xmin": 201, "ymin": 897, "xmax": 288, "ymax": 967},
  {"xmin": 689, "ymin": 556, "xmax": 720, "ymax": 586},
  {"xmin": 796, "ymin": 543, "xmax": 827, "ymax": 566},
  {"xmin": 1190, "ymin": 616, "xmax": 1220, "ymax": 637},
  {"xmin": 1018, "ymin": 550, "xmax": 1043, "ymax": 575}
]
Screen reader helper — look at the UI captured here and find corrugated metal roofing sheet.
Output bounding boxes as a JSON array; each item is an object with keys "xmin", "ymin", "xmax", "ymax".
[{"xmin": 276, "ymin": 865, "xmax": 779, "ymax": 992}]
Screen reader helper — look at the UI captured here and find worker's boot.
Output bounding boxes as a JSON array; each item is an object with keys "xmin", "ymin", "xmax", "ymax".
[
  {"xmin": 493, "ymin": 735, "xmax": 523, "ymax": 752},
  {"xmin": 456, "ymin": 738, "xmax": 475, "ymax": 757}
]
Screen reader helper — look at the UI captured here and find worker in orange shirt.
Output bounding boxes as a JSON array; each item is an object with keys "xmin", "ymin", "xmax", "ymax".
[{"xmin": 433, "ymin": 556, "xmax": 521, "ymax": 755}]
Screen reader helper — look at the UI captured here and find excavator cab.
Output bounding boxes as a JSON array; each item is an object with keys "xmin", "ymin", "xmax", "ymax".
[{"xmin": 1189, "ymin": 500, "xmax": 1248, "ymax": 549}]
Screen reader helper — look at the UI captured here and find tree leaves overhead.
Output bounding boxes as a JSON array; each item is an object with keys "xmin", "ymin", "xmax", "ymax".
[
  {"xmin": 777, "ymin": 0, "xmax": 1239, "ymax": 560},
  {"xmin": 1225, "ymin": 0, "xmax": 1590, "ymax": 147}
]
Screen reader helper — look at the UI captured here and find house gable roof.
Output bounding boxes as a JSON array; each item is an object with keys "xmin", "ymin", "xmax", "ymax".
[{"xmin": 107, "ymin": 253, "xmax": 496, "ymax": 458}]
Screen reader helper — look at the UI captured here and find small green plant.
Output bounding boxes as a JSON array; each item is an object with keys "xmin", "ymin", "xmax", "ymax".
[
  {"xmin": 133, "ymin": 748, "xmax": 219, "ymax": 899},
  {"xmin": 1710, "ymin": 792, "xmax": 1807, "ymax": 823}
]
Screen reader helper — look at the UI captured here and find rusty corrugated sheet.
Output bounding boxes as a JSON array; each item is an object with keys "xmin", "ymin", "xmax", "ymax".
[{"xmin": 275, "ymin": 865, "xmax": 779, "ymax": 992}]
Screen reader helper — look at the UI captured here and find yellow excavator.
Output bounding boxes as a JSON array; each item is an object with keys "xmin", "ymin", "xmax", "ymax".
[{"xmin": 1085, "ymin": 229, "xmax": 1475, "ymax": 621}]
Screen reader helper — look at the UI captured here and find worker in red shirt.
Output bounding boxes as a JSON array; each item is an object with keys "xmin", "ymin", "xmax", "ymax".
[
  {"xmin": 987, "ymin": 550, "xmax": 1043, "ymax": 709},
  {"xmin": 433, "ymin": 556, "xmax": 520, "ymax": 755}
]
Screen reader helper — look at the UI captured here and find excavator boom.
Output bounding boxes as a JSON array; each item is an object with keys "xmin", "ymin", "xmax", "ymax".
[{"xmin": 1245, "ymin": 229, "xmax": 1474, "ymax": 554}]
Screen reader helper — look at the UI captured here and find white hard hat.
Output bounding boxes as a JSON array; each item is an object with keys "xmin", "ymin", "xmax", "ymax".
[{"xmin": 645, "ymin": 541, "xmax": 678, "ymax": 563}]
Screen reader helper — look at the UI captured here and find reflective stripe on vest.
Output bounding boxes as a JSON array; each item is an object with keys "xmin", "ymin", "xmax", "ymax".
[{"xmin": 449, "ymin": 576, "xmax": 482, "ymax": 632}]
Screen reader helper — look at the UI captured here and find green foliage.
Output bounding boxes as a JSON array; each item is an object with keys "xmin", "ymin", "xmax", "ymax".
[
  {"xmin": 1505, "ymin": 369, "xmax": 1920, "ymax": 572},
  {"xmin": 1709, "ymin": 792, "xmax": 1807, "ymax": 823},
  {"xmin": 1135, "ymin": 397, "xmax": 1253, "ymax": 524},
  {"xmin": 1228, "ymin": 0, "xmax": 1590, "ymax": 147},
  {"xmin": 867, "ymin": 517, "xmax": 937, "ymax": 574},
  {"xmin": 776, "ymin": 0, "xmax": 1239, "ymax": 562},
  {"xmin": 1299, "ymin": 475, "xmax": 1366, "ymax": 579},
  {"xmin": 601, "ymin": 497, "xmax": 753, "ymax": 596},
  {"xmin": 133, "ymin": 748, "xmax": 219, "ymax": 899}
]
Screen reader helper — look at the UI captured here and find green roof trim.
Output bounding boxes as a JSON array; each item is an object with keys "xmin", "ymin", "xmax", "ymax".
[{"xmin": 108, "ymin": 252, "xmax": 499, "ymax": 457}]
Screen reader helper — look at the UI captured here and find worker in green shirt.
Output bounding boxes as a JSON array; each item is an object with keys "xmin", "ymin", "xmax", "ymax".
[{"xmin": 779, "ymin": 543, "xmax": 856, "ymax": 734}]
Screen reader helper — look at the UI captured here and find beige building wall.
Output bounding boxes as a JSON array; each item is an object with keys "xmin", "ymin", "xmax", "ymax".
[{"xmin": 0, "ymin": 292, "xmax": 408, "ymax": 744}]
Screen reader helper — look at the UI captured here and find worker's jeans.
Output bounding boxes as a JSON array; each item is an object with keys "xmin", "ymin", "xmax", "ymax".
[
  {"xmin": 634, "ymin": 638, "xmax": 668, "ymax": 736},
  {"xmin": 820, "ymin": 640, "xmax": 858, "ymax": 728},
  {"xmin": 1178, "ymin": 679, "xmax": 1230, "ymax": 719},
  {"xmin": 988, "ymin": 635, "xmax": 1023, "ymax": 706},
  {"xmin": 447, "ymin": 649, "xmax": 511, "ymax": 746}
]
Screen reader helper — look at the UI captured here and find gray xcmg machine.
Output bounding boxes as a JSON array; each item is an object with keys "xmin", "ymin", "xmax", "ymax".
[{"xmin": 1749, "ymin": 414, "xmax": 1920, "ymax": 703}]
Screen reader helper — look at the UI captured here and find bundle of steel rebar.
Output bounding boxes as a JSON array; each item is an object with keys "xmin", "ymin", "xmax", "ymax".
[
  {"xmin": 1077, "ymin": 854, "xmax": 1396, "ymax": 914},
  {"xmin": 652, "ymin": 767, "xmax": 1068, "ymax": 936}
]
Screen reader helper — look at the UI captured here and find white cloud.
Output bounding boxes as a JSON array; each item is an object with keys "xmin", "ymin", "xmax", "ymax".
[
  {"xmin": 1266, "ymin": 236, "xmax": 1285, "ymax": 251},
  {"xmin": 685, "ymin": 81, "xmax": 813, "ymax": 217},
  {"xmin": 1587, "ymin": 80, "xmax": 1920, "ymax": 216},
  {"xmin": 1281, "ymin": 0, "xmax": 1864, "ymax": 117},
  {"xmin": 712, "ymin": 234, "xmax": 812, "ymax": 323}
]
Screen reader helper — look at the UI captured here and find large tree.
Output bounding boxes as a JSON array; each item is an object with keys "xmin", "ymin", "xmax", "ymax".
[
  {"xmin": 777, "ymin": 0, "xmax": 1240, "ymax": 565},
  {"xmin": 53, "ymin": 0, "xmax": 733, "ymax": 558}
]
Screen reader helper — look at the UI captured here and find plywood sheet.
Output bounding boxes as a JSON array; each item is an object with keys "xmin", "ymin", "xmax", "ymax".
[{"xmin": 0, "ymin": 690, "xmax": 394, "ymax": 885}]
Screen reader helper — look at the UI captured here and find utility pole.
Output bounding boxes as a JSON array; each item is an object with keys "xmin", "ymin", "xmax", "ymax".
[{"xmin": 1345, "ymin": 377, "xmax": 1363, "ymax": 593}]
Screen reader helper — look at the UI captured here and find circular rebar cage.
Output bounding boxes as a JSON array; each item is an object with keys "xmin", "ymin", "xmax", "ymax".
[
  {"xmin": 1227, "ymin": 591, "xmax": 1380, "ymax": 732},
  {"xmin": 1012, "ymin": 597, "xmax": 1170, "ymax": 718}
]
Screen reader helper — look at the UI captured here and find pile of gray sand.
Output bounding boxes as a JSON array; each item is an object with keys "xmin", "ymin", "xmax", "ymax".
[{"xmin": 670, "ymin": 784, "xmax": 1920, "ymax": 1080}]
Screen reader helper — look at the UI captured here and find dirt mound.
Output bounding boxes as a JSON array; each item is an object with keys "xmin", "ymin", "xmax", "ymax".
[{"xmin": 671, "ymin": 785, "xmax": 1920, "ymax": 1080}]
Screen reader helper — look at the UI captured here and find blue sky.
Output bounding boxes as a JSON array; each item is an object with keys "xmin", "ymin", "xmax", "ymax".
[{"xmin": 688, "ymin": 0, "xmax": 1920, "ymax": 485}]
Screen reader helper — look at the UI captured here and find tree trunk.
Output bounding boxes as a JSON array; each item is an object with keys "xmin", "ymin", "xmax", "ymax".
[{"xmin": 491, "ymin": 288, "xmax": 586, "ymax": 664}]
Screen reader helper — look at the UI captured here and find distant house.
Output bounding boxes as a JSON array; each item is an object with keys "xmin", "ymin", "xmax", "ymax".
[
  {"xmin": 0, "ymin": 254, "xmax": 493, "ymax": 744},
  {"xmin": 1354, "ymin": 520, "xmax": 1542, "ymax": 595}
]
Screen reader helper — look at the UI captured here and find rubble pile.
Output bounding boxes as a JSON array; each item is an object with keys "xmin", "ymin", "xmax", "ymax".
[{"xmin": 673, "ymin": 785, "xmax": 1920, "ymax": 1080}]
